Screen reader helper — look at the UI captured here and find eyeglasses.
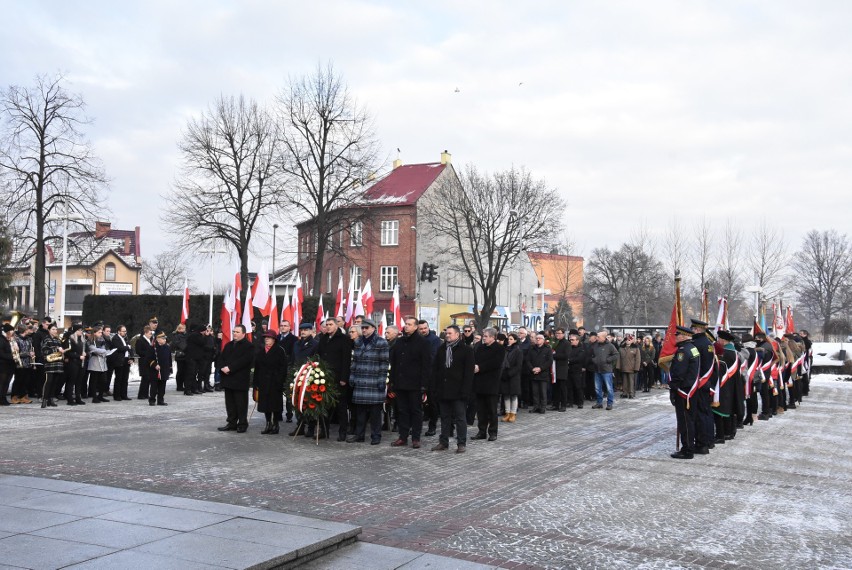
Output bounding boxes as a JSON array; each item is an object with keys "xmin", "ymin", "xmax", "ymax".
[{"xmin": 463, "ymin": 329, "xmax": 472, "ymax": 333}]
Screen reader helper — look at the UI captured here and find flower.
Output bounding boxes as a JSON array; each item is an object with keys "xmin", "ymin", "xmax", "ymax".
[
  {"xmin": 308, "ymin": 402, "xmax": 316, "ymax": 409},
  {"xmin": 319, "ymin": 371, "xmax": 325, "ymax": 378},
  {"xmin": 316, "ymin": 394, "xmax": 323, "ymax": 402},
  {"xmin": 319, "ymin": 385, "xmax": 326, "ymax": 393},
  {"xmin": 320, "ymin": 379, "xmax": 326, "ymax": 385},
  {"xmin": 313, "ymin": 378, "xmax": 320, "ymax": 385}
]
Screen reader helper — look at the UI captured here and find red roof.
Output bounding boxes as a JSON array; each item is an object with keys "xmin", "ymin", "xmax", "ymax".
[{"xmin": 360, "ymin": 163, "xmax": 447, "ymax": 206}]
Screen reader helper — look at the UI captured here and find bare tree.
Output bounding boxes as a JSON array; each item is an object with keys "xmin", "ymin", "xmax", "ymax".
[
  {"xmin": 141, "ymin": 250, "xmax": 194, "ymax": 295},
  {"xmin": 0, "ymin": 219, "xmax": 13, "ymax": 305},
  {"xmin": 793, "ymin": 229, "xmax": 852, "ymax": 332},
  {"xmin": 685, "ymin": 216, "xmax": 714, "ymax": 316},
  {"xmin": 662, "ymin": 218, "xmax": 687, "ymax": 277},
  {"xmin": 746, "ymin": 219, "xmax": 788, "ymax": 308},
  {"xmin": 163, "ymin": 94, "xmax": 279, "ymax": 301},
  {"xmin": 550, "ymin": 234, "xmax": 583, "ymax": 328},
  {"xmin": 421, "ymin": 165, "xmax": 563, "ymax": 330},
  {"xmin": 712, "ymin": 220, "xmax": 748, "ymax": 324},
  {"xmin": 584, "ymin": 243, "xmax": 668, "ymax": 326},
  {"xmin": 276, "ymin": 62, "xmax": 380, "ymax": 292},
  {"xmin": 0, "ymin": 74, "xmax": 107, "ymax": 314}
]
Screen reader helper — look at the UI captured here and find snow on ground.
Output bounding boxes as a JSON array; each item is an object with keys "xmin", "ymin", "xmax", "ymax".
[{"xmin": 811, "ymin": 342, "xmax": 849, "ymax": 367}]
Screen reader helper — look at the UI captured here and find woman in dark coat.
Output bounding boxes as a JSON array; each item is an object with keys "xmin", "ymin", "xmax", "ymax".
[
  {"xmin": 253, "ymin": 331, "xmax": 288, "ymax": 434},
  {"xmin": 40, "ymin": 323, "xmax": 66, "ymax": 408},
  {"xmin": 500, "ymin": 333, "xmax": 523, "ymax": 423}
]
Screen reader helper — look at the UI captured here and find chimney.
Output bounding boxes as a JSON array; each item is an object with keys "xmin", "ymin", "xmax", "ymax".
[
  {"xmin": 393, "ymin": 158, "xmax": 403, "ymax": 169},
  {"xmin": 440, "ymin": 150, "xmax": 451, "ymax": 165},
  {"xmin": 95, "ymin": 221, "xmax": 111, "ymax": 239},
  {"xmin": 123, "ymin": 236, "xmax": 131, "ymax": 255}
]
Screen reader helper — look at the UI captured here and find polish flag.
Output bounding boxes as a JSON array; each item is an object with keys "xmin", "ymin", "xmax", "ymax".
[
  {"xmin": 334, "ymin": 274, "xmax": 344, "ymax": 318},
  {"xmin": 233, "ymin": 270, "xmax": 243, "ymax": 326},
  {"xmin": 786, "ymin": 306, "xmax": 795, "ymax": 334},
  {"xmin": 378, "ymin": 309, "xmax": 387, "ymax": 338},
  {"xmin": 251, "ymin": 263, "xmax": 270, "ymax": 317},
  {"xmin": 180, "ymin": 279, "xmax": 190, "ymax": 324},
  {"xmin": 220, "ymin": 290, "xmax": 232, "ymax": 349},
  {"xmin": 390, "ymin": 284, "xmax": 401, "ymax": 328},
  {"xmin": 292, "ymin": 275, "xmax": 303, "ymax": 327},
  {"xmin": 315, "ymin": 296, "xmax": 324, "ymax": 331},
  {"xmin": 361, "ymin": 279, "xmax": 374, "ymax": 318},
  {"xmin": 267, "ymin": 285, "xmax": 279, "ymax": 334},
  {"xmin": 242, "ymin": 282, "xmax": 254, "ymax": 341},
  {"xmin": 281, "ymin": 289, "xmax": 293, "ymax": 326},
  {"xmin": 344, "ymin": 275, "xmax": 356, "ymax": 326}
]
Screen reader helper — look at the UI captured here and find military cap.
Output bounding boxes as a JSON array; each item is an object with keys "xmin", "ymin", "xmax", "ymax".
[
  {"xmin": 298, "ymin": 322, "xmax": 314, "ymax": 330},
  {"xmin": 690, "ymin": 318, "xmax": 708, "ymax": 328},
  {"xmin": 675, "ymin": 325, "xmax": 693, "ymax": 336},
  {"xmin": 717, "ymin": 330, "xmax": 736, "ymax": 342}
]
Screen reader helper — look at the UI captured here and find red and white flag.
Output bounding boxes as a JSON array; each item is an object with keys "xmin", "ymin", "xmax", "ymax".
[
  {"xmin": 267, "ymin": 284, "xmax": 279, "ymax": 334},
  {"xmin": 361, "ymin": 279, "xmax": 374, "ymax": 318},
  {"xmin": 315, "ymin": 296, "xmax": 324, "ymax": 331},
  {"xmin": 344, "ymin": 275, "xmax": 356, "ymax": 326},
  {"xmin": 378, "ymin": 309, "xmax": 387, "ymax": 338},
  {"xmin": 713, "ymin": 296, "xmax": 727, "ymax": 335},
  {"xmin": 220, "ymin": 290, "xmax": 232, "ymax": 349},
  {"xmin": 772, "ymin": 303, "xmax": 786, "ymax": 337},
  {"xmin": 390, "ymin": 284, "xmax": 401, "ymax": 328},
  {"xmin": 180, "ymin": 279, "xmax": 190, "ymax": 324},
  {"xmin": 251, "ymin": 262, "xmax": 270, "ymax": 317},
  {"xmin": 291, "ymin": 274, "xmax": 303, "ymax": 327},
  {"xmin": 334, "ymin": 274, "xmax": 344, "ymax": 318},
  {"xmin": 232, "ymin": 269, "xmax": 243, "ymax": 326},
  {"xmin": 281, "ymin": 289, "xmax": 293, "ymax": 326},
  {"xmin": 786, "ymin": 306, "xmax": 795, "ymax": 334},
  {"xmin": 242, "ymin": 282, "xmax": 254, "ymax": 341}
]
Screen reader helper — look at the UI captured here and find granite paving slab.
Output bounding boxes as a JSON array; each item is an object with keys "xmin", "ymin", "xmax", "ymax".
[
  {"xmin": 0, "ymin": 534, "xmax": 116, "ymax": 570},
  {"xmin": 29, "ymin": 517, "xmax": 180, "ymax": 550},
  {"xmin": 0, "ymin": 504, "xmax": 81, "ymax": 533},
  {"xmin": 95, "ymin": 503, "xmax": 234, "ymax": 531}
]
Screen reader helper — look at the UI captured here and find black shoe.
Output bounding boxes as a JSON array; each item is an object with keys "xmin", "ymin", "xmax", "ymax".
[
  {"xmin": 149, "ymin": 400, "xmax": 156, "ymax": 406},
  {"xmin": 157, "ymin": 401, "xmax": 168, "ymax": 406},
  {"xmin": 577, "ymin": 405, "xmax": 583, "ymax": 409},
  {"xmin": 236, "ymin": 425, "xmax": 247, "ymax": 433},
  {"xmin": 592, "ymin": 403, "xmax": 603, "ymax": 409},
  {"xmin": 261, "ymin": 422, "xmax": 272, "ymax": 435},
  {"xmin": 370, "ymin": 439, "xmax": 381, "ymax": 445},
  {"xmin": 286, "ymin": 417, "xmax": 293, "ymax": 423},
  {"xmin": 137, "ymin": 396, "xmax": 147, "ymax": 400},
  {"xmin": 184, "ymin": 391, "xmax": 193, "ymax": 396},
  {"xmin": 75, "ymin": 398, "xmax": 85, "ymax": 405},
  {"xmin": 788, "ymin": 403, "xmax": 797, "ymax": 409},
  {"xmin": 346, "ymin": 435, "xmax": 364, "ymax": 443},
  {"xmin": 670, "ymin": 451, "xmax": 694, "ymax": 459},
  {"xmin": 100, "ymin": 397, "xmax": 110, "ymax": 402},
  {"xmin": 605, "ymin": 405, "xmax": 612, "ymax": 411},
  {"xmin": 218, "ymin": 424, "xmax": 237, "ymax": 431},
  {"xmin": 67, "ymin": 400, "xmax": 77, "ymax": 406},
  {"xmin": 269, "ymin": 423, "xmax": 279, "ymax": 434},
  {"xmin": 694, "ymin": 447, "xmax": 710, "ymax": 455},
  {"xmin": 488, "ymin": 434, "xmax": 497, "ymax": 442},
  {"xmin": 757, "ymin": 414, "xmax": 770, "ymax": 421},
  {"xmin": 472, "ymin": 432, "xmax": 487, "ymax": 440},
  {"xmin": 192, "ymin": 390, "xmax": 203, "ymax": 395},
  {"xmin": 337, "ymin": 434, "xmax": 347, "ymax": 442},
  {"xmin": 558, "ymin": 406, "xmax": 567, "ymax": 412},
  {"xmin": 714, "ymin": 437, "xmax": 726, "ymax": 444},
  {"xmin": 424, "ymin": 429, "xmax": 436, "ymax": 437}
]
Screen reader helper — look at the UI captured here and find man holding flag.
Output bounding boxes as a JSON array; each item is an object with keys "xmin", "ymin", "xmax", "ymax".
[
  {"xmin": 689, "ymin": 318, "xmax": 717, "ymax": 455},
  {"xmin": 669, "ymin": 326, "xmax": 700, "ymax": 459}
]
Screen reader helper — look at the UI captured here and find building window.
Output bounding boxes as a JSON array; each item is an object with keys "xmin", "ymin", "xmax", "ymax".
[
  {"xmin": 350, "ymin": 266, "xmax": 362, "ymax": 294},
  {"xmin": 104, "ymin": 262, "xmax": 116, "ymax": 282},
  {"xmin": 326, "ymin": 270, "xmax": 332, "ymax": 294},
  {"xmin": 380, "ymin": 266, "xmax": 398, "ymax": 292},
  {"xmin": 380, "ymin": 220, "xmax": 399, "ymax": 246},
  {"xmin": 350, "ymin": 221, "xmax": 363, "ymax": 247}
]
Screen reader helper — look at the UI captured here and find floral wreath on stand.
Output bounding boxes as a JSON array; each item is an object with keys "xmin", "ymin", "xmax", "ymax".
[{"xmin": 288, "ymin": 358, "xmax": 339, "ymax": 443}]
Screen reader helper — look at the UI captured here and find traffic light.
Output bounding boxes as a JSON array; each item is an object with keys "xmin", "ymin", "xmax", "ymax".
[
  {"xmin": 545, "ymin": 313, "xmax": 555, "ymax": 330},
  {"xmin": 427, "ymin": 263, "xmax": 439, "ymax": 282},
  {"xmin": 419, "ymin": 262, "xmax": 429, "ymax": 282}
]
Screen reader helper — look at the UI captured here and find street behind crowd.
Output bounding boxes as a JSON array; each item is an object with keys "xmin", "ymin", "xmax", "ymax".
[{"xmin": 1, "ymin": 375, "xmax": 850, "ymax": 569}]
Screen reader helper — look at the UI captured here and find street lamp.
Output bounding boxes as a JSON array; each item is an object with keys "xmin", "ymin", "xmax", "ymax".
[
  {"xmin": 199, "ymin": 244, "xmax": 227, "ymax": 325},
  {"xmin": 47, "ymin": 201, "xmax": 83, "ymax": 329}
]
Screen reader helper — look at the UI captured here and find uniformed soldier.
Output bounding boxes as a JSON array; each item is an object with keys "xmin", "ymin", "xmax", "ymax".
[
  {"xmin": 713, "ymin": 330, "xmax": 740, "ymax": 443},
  {"xmin": 740, "ymin": 333, "xmax": 759, "ymax": 426},
  {"xmin": 690, "ymin": 318, "xmax": 717, "ymax": 454},
  {"xmin": 754, "ymin": 331, "xmax": 776, "ymax": 421},
  {"xmin": 669, "ymin": 326, "xmax": 700, "ymax": 459}
]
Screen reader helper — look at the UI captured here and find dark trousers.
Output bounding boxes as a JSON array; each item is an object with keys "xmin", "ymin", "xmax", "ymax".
[
  {"xmin": 224, "ymin": 388, "xmax": 249, "ymax": 428},
  {"xmin": 11, "ymin": 368, "xmax": 32, "ymax": 398},
  {"xmin": 0, "ymin": 371, "xmax": 10, "ymax": 402},
  {"xmin": 694, "ymin": 389, "xmax": 713, "ymax": 448},
  {"xmin": 531, "ymin": 380, "xmax": 548, "ymax": 411},
  {"xmin": 475, "ymin": 394, "xmax": 499, "ymax": 436},
  {"xmin": 355, "ymin": 403, "xmax": 383, "ymax": 442},
  {"xmin": 553, "ymin": 377, "xmax": 569, "ymax": 408},
  {"xmin": 64, "ymin": 363, "xmax": 84, "ymax": 401},
  {"xmin": 89, "ymin": 371, "xmax": 106, "ymax": 398},
  {"xmin": 439, "ymin": 398, "xmax": 468, "ymax": 446},
  {"xmin": 198, "ymin": 359, "xmax": 212, "ymax": 390},
  {"xmin": 149, "ymin": 376, "xmax": 167, "ymax": 403},
  {"xmin": 465, "ymin": 394, "xmax": 476, "ymax": 425},
  {"xmin": 568, "ymin": 371, "xmax": 584, "ymax": 407},
  {"xmin": 334, "ymin": 385, "xmax": 352, "ymax": 438},
  {"xmin": 137, "ymin": 366, "xmax": 150, "ymax": 399},
  {"xmin": 184, "ymin": 359, "xmax": 200, "ymax": 392},
  {"xmin": 585, "ymin": 370, "xmax": 596, "ymax": 400},
  {"xmin": 104, "ymin": 367, "xmax": 114, "ymax": 393},
  {"xmin": 520, "ymin": 375, "xmax": 532, "ymax": 406},
  {"xmin": 424, "ymin": 391, "xmax": 440, "ymax": 430},
  {"xmin": 42, "ymin": 372, "xmax": 60, "ymax": 402},
  {"xmin": 32, "ymin": 366, "xmax": 45, "ymax": 397},
  {"xmin": 113, "ymin": 366, "xmax": 130, "ymax": 400},
  {"xmin": 175, "ymin": 359, "xmax": 186, "ymax": 391},
  {"xmin": 396, "ymin": 389, "xmax": 423, "ymax": 441},
  {"xmin": 674, "ymin": 396, "xmax": 695, "ymax": 453}
]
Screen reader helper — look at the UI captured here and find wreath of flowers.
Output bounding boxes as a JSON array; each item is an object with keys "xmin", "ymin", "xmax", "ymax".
[{"xmin": 289, "ymin": 358, "xmax": 339, "ymax": 422}]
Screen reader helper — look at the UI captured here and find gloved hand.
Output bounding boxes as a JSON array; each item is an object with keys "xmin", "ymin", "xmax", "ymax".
[{"xmin": 670, "ymin": 390, "xmax": 676, "ymax": 406}]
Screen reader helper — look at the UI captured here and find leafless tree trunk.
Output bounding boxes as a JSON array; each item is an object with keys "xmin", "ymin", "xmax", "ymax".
[
  {"xmin": 793, "ymin": 229, "xmax": 852, "ymax": 332},
  {"xmin": 0, "ymin": 220, "xmax": 13, "ymax": 305},
  {"xmin": 662, "ymin": 219, "xmax": 687, "ymax": 277},
  {"xmin": 163, "ymin": 94, "xmax": 279, "ymax": 302},
  {"xmin": 141, "ymin": 251, "xmax": 194, "ymax": 295},
  {"xmin": 421, "ymin": 165, "xmax": 563, "ymax": 330},
  {"xmin": 0, "ymin": 74, "xmax": 107, "ymax": 315},
  {"xmin": 746, "ymin": 219, "xmax": 788, "ymax": 309},
  {"xmin": 551, "ymin": 235, "xmax": 583, "ymax": 327},
  {"xmin": 712, "ymin": 220, "xmax": 748, "ymax": 324},
  {"xmin": 276, "ymin": 62, "xmax": 380, "ymax": 292}
]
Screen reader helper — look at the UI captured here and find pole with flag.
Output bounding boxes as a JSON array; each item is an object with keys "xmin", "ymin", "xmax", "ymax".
[
  {"xmin": 251, "ymin": 262, "xmax": 271, "ymax": 317},
  {"xmin": 334, "ymin": 274, "xmax": 344, "ymax": 319},
  {"xmin": 242, "ymin": 279, "xmax": 254, "ymax": 342},
  {"xmin": 281, "ymin": 289, "xmax": 293, "ymax": 327},
  {"xmin": 361, "ymin": 279, "xmax": 374, "ymax": 318},
  {"xmin": 315, "ymin": 295, "xmax": 324, "ymax": 331},
  {"xmin": 291, "ymin": 274, "xmax": 303, "ymax": 327},
  {"xmin": 180, "ymin": 279, "xmax": 190, "ymax": 325},
  {"xmin": 390, "ymin": 283, "xmax": 401, "ymax": 328},
  {"xmin": 344, "ymin": 275, "xmax": 356, "ymax": 327},
  {"xmin": 267, "ymin": 283, "xmax": 279, "ymax": 334},
  {"xmin": 786, "ymin": 306, "xmax": 795, "ymax": 333},
  {"xmin": 658, "ymin": 271, "xmax": 684, "ymax": 371},
  {"xmin": 220, "ymin": 290, "xmax": 233, "ymax": 349},
  {"xmin": 700, "ymin": 287, "xmax": 709, "ymax": 323},
  {"xmin": 713, "ymin": 296, "xmax": 727, "ymax": 335},
  {"xmin": 378, "ymin": 309, "xmax": 386, "ymax": 338}
]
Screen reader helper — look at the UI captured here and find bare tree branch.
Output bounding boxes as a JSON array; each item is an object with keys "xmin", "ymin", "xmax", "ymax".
[
  {"xmin": 793, "ymin": 229, "xmax": 852, "ymax": 332},
  {"xmin": 140, "ymin": 250, "xmax": 194, "ymax": 295}
]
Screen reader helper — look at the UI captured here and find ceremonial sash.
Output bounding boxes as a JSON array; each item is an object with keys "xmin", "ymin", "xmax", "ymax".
[
  {"xmin": 744, "ymin": 356, "xmax": 759, "ymax": 397},
  {"xmin": 682, "ymin": 358, "xmax": 717, "ymax": 408},
  {"xmin": 720, "ymin": 354, "xmax": 739, "ymax": 388}
]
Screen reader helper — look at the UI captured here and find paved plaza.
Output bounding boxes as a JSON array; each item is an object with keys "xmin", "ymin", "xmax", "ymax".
[{"xmin": 1, "ymin": 376, "xmax": 850, "ymax": 569}]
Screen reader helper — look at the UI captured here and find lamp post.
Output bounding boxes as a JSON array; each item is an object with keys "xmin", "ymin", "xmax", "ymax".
[
  {"xmin": 47, "ymin": 201, "xmax": 82, "ymax": 330},
  {"xmin": 199, "ymin": 244, "xmax": 227, "ymax": 325}
]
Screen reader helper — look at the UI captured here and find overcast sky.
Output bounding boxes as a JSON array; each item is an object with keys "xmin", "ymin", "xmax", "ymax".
[{"xmin": 3, "ymin": 1, "xmax": 850, "ymax": 291}]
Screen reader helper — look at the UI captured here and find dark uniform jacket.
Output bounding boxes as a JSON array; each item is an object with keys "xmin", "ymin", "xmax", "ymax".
[
  {"xmin": 473, "ymin": 341, "xmax": 504, "ymax": 395},
  {"xmin": 691, "ymin": 332, "xmax": 717, "ymax": 392},
  {"xmin": 431, "ymin": 340, "xmax": 474, "ymax": 400},
  {"xmin": 317, "ymin": 329, "xmax": 352, "ymax": 386},
  {"xmin": 389, "ymin": 331, "xmax": 431, "ymax": 392},
  {"xmin": 292, "ymin": 336, "xmax": 318, "ymax": 368},
  {"xmin": 146, "ymin": 342, "xmax": 173, "ymax": 380},
  {"xmin": 219, "ymin": 338, "xmax": 255, "ymax": 390},
  {"xmin": 526, "ymin": 343, "xmax": 554, "ymax": 382},
  {"xmin": 669, "ymin": 339, "xmax": 700, "ymax": 398}
]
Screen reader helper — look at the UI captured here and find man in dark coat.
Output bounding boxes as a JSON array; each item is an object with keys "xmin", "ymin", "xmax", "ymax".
[
  {"xmin": 517, "ymin": 327, "xmax": 532, "ymax": 408},
  {"xmin": 317, "ymin": 317, "xmax": 352, "ymax": 441},
  {"xmin": 669, "ymin": 326, "xmax": 700, "ymax": 459},
  {"xmin": 472, "ymin": 328, "xmax": 504, "ymax": 441},
  {"xmin": 183, "ymin": 324, "xmax": 206, "ymax": 396},
  {"xmin": 690, "ymin": 318, "xmax": 718, "ymax": 454},
  {"xmin": 135, "ymin": 326, "xmax": 154, "ymax": 399},
  {"xmin": 389, "ymin": 316, "xmax": 431, "ymax": 448},
  {"xmin": 566, "ymin": 332, "xmax": 586, "ymax": 408},
  {"xmin": 552, "ymin": 328, "xmax": 571, "ymax": 411},
  {"xmin": 217, "ymin": 325, "xmax": 256, "ymax": 433},
  {"xmin": 526, "ymin": 332, "xmax": 554, "ymax": 414},
  {"xmin": 289, "ymin": 323, "xmax": 319, "ymax": 436},
  {"xmin": 417, "ymin": 320, "xmax": 441, "ymax": 436},
  {"xmin": 430, "ymin": 325, "xmax": 475, "ymax": 454}
]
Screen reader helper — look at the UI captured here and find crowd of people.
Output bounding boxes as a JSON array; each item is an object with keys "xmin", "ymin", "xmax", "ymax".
[{"xmin": 0, "ymin": 312, "xmax": 814, "ymax": 459}]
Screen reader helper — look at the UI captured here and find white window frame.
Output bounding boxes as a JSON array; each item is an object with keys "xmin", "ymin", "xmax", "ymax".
[
  {"xmin": 350, "ymin": 266, "xmax": 362, "ymax": 296},
  {"xmin": 380, "ymin": 266, "xmax": 398, "ymax": 292},
  {"xmin": 326, "ymin": 269, "xmax": 332, "ymax": 294},
  {"xmin": 350, "ymin": 221, "xmax": 363, "ymax": 247},
  {"xmin": 380, "ymin": 220, "xmax": 399, "ymax": 246}
]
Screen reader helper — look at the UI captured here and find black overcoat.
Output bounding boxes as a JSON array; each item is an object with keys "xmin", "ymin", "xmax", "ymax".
[
  {"xmin": 219, "ymin": 338, "xmax": 255, "ymax": 390},
  {"xmin": 253, "ymin": 343, "xmax": 287, "ymax": 414}
]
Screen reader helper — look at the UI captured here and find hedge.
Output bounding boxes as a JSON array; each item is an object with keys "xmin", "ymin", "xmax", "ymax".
[{"xmin": 82, "ymin": 294, "xmax": 335, "ymax": 335}]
